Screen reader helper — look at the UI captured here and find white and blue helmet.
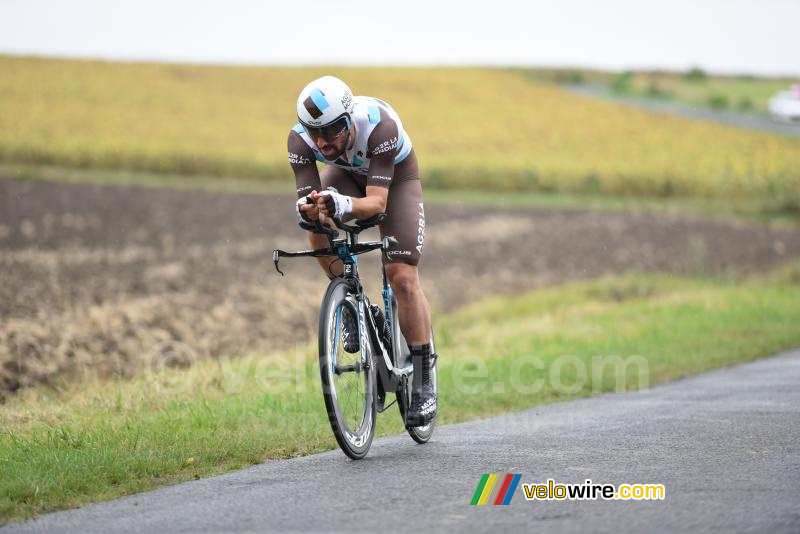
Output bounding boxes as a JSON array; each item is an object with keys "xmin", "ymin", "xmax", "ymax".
[{"xmin": 296, "ymin": 75, "xmax": 355, "ymax": 130}]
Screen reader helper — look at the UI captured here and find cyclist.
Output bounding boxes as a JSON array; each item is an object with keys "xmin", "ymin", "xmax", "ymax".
[{"xmin": 288, "ymin": 75, "xmax": 436, "ymax": 426}]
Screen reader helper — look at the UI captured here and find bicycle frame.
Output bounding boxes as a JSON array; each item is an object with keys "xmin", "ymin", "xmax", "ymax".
[{"xmin": 273, "ymin": 217, "xmax": 411, "ymax": 400}]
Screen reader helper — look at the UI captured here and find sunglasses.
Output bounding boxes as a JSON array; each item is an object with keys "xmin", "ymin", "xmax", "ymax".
[{"xmin": 303, "ymin": 116, "xmax": 350, "ymax": 142}]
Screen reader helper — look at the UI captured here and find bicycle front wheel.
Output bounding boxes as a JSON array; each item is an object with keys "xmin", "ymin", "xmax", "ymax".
[{"xmin": 318, "ymin": 278, "xmax": 376, "ymax": 459}]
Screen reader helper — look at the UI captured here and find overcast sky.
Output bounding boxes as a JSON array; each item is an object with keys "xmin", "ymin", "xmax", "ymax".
[{"xmin": 1, "ymin": 0, "xmax": 797, "ymax": 76}]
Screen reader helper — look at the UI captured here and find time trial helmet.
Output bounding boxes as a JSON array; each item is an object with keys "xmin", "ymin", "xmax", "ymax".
[{"xmin": 296, "ymin": 76, "xmax": 355, "ymax": 142}]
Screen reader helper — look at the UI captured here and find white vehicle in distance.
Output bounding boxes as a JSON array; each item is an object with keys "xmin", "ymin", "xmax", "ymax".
[{"xmin": 768, "ymin": 85, "xmax": 800, "ymax": 123}]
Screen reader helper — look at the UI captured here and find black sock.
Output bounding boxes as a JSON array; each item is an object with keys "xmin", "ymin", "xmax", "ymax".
[
  {"xmin": 409, "ymin": 343, "xmax": 432, "ymax": 357},
  {"xmin": 409, "ymin": 343, "xmax": 434, "ymax": 391}
]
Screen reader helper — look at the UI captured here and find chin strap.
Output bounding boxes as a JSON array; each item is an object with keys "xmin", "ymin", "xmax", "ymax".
[{"xmin": 344, "ymin": 115, "xmax": 354, "ymax": 149}]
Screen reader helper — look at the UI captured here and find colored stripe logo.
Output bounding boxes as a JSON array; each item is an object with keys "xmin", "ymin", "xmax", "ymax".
[{"xmin": 470, "ymin": 474, "xmax": 522, "ymax": 505}]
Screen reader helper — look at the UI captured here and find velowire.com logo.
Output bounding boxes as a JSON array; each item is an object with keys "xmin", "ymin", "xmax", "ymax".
[{"xmin": 469, "ymin": 474, "xmax": 522, "ymax": 505}]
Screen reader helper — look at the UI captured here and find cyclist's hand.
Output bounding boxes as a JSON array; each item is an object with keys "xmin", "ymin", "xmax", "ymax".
[
  {"xmin": 316, "ymin": 187, "xmax": 353, "ymax": 219},
  {"xmin": 296, "ymin": 192, "xmax": 319, "ymax": 223}
]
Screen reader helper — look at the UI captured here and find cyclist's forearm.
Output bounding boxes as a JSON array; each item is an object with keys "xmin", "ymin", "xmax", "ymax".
[
  {"xmin": 349, "ymin": 187, "xmax": 388, "ymax": 219},
  {"xmin": 288, "ymin": 131, "xmax": 321, "ymax": 198}
]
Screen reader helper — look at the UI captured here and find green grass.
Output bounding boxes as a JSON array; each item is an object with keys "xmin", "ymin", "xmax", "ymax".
[
  {"xmin": 423, "ymin": 188, "xmax": 800, "ymax": 225},
  {"xmin": 0, "ymin": 163, "xmax": 290, "ymax": 195},
  {"xmin": 2, "ymin": 268, "xmax": 800, "ymax": 523},
  {"xmin": 4, "ymin": 163, "xmax": 799, "ymax": 225},
  {"xmin": 618, "ymin": 72, "xmax": 796, "ymax": 115},
  {"xmin": 517, "ymin": 67, "xmax": 798, "ymax": 115}
]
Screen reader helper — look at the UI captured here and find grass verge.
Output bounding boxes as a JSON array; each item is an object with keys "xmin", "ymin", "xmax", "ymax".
[
  {"xmin": 3, "ymin": 163, "xmax": 798, "ymax": 225},
  {"xmin": 2, "ymin": 267, "xmax": 800, "ymax": 523},
  {"xmin": 516, "ymin": 67, "xmax": 799, "ymax": 116}
]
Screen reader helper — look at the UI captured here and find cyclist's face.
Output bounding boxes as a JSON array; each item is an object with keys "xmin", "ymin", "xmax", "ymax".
[{"xmin": 308, "ymin": 118, "xmax": 350, "ymax": 159}]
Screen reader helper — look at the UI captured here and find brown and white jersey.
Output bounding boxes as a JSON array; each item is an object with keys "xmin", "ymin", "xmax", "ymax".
[{"xmin": 288, "ymin": 96, "xmax": 414, "ymax": 197}]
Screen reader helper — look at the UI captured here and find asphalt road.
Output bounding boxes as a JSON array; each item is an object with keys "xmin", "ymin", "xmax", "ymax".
[
  {"xmin": 568, "ymin": 84, "xmax": 800, "ymax": 138},
  {"xmin": 6, "ymin": 350, "xmax": 800, "ymax": 533}
]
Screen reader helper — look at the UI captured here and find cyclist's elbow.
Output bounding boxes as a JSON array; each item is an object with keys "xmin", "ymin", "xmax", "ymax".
[
  {"xmin": 372, "ymin": 196, "xmax": 387, "ymax": 214},
  {"xmin": 358, "ymin": 186, "xmax": 388, "ymax": 217},
  {"xmin": 359, "ymin": 195, "xmax": 385, "ymax": 216}
]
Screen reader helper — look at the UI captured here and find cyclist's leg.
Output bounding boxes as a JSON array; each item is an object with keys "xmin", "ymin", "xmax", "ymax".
[
  {"xmin": 310, "ymin": 165, "xmax": 365, "ymax": 277},
  {"xmin": 380, "ymin": 176, "xmax": 431, "ymax": 346},
  {"xmin": 382, "ymin": 173, "xmax": 436, "ymax": 425},
  {"xmin": 385, "ymin": 263, "xmax": 430, "ymax": 345}
]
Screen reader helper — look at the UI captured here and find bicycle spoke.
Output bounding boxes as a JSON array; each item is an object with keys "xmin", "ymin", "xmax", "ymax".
[
  {"xmin": 317, "ymin": 279, "xmax": 376, "ymax": 459},
  {"xmin": 330, "ymin": 319, "xmax": 367, "ymax": 432}
]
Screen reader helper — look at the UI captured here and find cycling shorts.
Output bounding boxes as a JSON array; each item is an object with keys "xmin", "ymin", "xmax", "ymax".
[{"xmin": 320, "ymin": 153, "xmax": 425, "ymax": 267}]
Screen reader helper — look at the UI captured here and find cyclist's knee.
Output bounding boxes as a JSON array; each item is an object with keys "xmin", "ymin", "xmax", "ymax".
[{"xmin": 387, "ymin": 265, "xmax": 420, "ymax": 300}]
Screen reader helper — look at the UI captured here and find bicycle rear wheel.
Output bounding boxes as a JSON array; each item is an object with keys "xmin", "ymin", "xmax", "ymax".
[
  {"xmin": 319, "ymin": 278, "xmax": 376, "ymax": 459},
  {"xmin": 397, "ymin": 328, "xmax": 438, "ymax": 444}
]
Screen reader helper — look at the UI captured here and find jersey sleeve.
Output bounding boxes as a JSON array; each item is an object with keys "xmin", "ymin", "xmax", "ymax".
[
  {"xmin": 288, "ymin": 130, "xmax": 321, "ymax": 199},
  {"xmin": 366, "ymin": 111, "xmax": 399, "ymax": 189}
]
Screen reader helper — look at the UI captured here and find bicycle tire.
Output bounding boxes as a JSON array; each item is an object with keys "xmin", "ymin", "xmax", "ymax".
[{"xmin": 318, "ymin": 278, "xmax": 377, "ymax": 459}]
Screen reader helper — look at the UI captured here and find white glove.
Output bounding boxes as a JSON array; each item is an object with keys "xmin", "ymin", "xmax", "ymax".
[
  {"xmin": 318, "ymin": 187, "xmax": 353, "ymax": 219},
  {"xmin": 296, "ymin": 196, "xmax": 313, "ymax": 223}
]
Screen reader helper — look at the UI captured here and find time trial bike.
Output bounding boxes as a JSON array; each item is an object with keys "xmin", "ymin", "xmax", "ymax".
[{"xmin": 273, "ymin": 214, "xmax": 437, "ymax": 459}]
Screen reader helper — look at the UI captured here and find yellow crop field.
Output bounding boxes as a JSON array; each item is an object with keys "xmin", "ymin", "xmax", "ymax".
[{"xmin": 1, "ymin": 55, "xmax": 799, "ymax": 205}]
